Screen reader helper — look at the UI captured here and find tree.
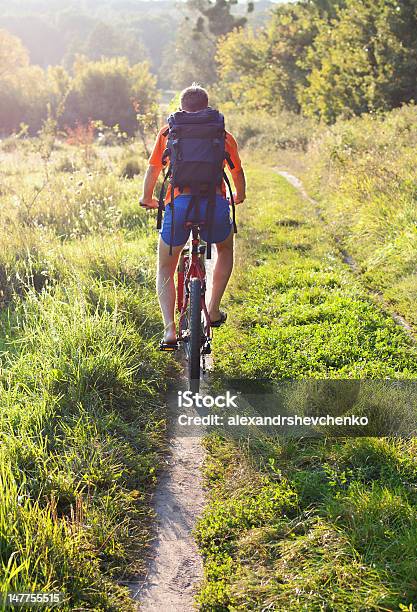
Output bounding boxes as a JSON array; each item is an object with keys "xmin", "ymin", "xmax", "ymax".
[
  {"xmin": 63, "ymin": 56, "xmax": 158, "ymax": 134},
  {"xmin": 189, "ymin": 0, "xmax": 249, "ymax": 36},
  {"xmin": 128, "ymin": 14, "xmax": 177, "ymax": 84},
  {"xmin": 301, "ymin": 0, "xmax": 346, "ymax": 18},
  {"xmin": 0, "ymin": 28, "xmax": 28, "ymax": 78},
  {"xmin": 300, "ymin": 0, "xmax": 417, "ymax": 121},
  {"xmin": 82, "ymin": 22, "xmax": 148, "ymax": 65},
  {"xmin": 0, "ymin": 30, "xmax": 48, "ymax": 134},
  {"xmin": 170, "ymin": 0, "xmax": 254, "ymax": 87},
  {"xmin": 0, "ymin": 16, "xmax": 66, "ymax": 67},
  {"xmin": 216, "ymin": 3, "xmax": 318, "ymax": 112}
]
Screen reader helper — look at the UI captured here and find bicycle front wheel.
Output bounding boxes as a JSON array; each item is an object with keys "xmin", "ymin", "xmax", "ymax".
[{"xmin": 189, "ymin": 277, "xmax": 202, "ymax": 393}]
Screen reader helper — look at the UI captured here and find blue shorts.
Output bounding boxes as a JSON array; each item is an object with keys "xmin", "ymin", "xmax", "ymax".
[{"xmin": 160, "ymin": 194, "xmax": 233, "ymax": 247}]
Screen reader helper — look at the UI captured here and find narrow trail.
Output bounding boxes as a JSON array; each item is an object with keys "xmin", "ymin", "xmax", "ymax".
[
  {"xmin": 130, "ymin": 254, "xmax": 217, "ymax": 611},
  {"xmin": 129, "ymin": 389, "xmax": 207, "ymax": 611},
  {"xmin": 276, "ymin": 169, "xmax": 415, "ymax": 341},
  {"xmin": 133, "ymin": 432, "xmax": 205, "ymax": 611}
]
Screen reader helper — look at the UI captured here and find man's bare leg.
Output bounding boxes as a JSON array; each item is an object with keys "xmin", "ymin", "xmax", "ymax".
[
  {"xmin": 157, "ymin": 237, "xmax": 185, "ymax": 343},
  {"xmin": 208, "ymin": 228, "xmax": 234, "ymax": 322}
]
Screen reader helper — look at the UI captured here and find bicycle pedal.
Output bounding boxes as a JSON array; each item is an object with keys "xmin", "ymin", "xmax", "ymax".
[{"xmin": 159, "ymin": 341, "xmax": 179, "ymax": 352}]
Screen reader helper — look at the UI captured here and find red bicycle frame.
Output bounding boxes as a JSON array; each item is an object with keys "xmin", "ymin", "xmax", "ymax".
[{"xmin": 177, "ymin": 224, "xmax": 211, "ymax": 343}]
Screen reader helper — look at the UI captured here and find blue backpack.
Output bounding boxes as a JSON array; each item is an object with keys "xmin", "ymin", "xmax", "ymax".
[{"xmin": 156, "ymin": 107, "xmax": 237, "ymax": 258}]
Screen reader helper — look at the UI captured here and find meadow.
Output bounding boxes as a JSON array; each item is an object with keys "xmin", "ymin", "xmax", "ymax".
[
  {"xmin": 1, "ymin": 102, "xmax": 416, "ymax": 611},
  {"xmin": 1, "ymin": 0, "xmax": 417, "ymax": 608},
  {"xmin": 194, "ymin": 161, "xmax": 417, "ymax": 610},
  {"xmin": 0, "ymin": 134, "xmax": 175, "ymax": 610},
  {"xmin": 307, "ymin": 104, "xmax": 417, "ymax": 330}
]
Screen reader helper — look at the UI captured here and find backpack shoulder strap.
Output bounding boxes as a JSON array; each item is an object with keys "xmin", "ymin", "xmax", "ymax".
[{"xmin": 223, "ymin": 170, "xmax": 237, "ymax": 234}]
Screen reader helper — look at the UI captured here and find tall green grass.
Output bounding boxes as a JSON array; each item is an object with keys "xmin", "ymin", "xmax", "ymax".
[
  {"xmin": 213, "ymin": 167, "xmax": 417, "ymax": 379},
  {"xmin": 0, "ymin": 139, "xmax": 172, "ymax": 609},
  {"xmin": 196, "ymin": 164, "xmax": 417, "ymax": 611},
  {"xmin": 307, "ymin": 103, "xmax": 417, "ymax": 329}
]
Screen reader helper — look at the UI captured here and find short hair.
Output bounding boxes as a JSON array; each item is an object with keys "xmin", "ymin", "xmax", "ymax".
[{"xmin": 180, "ymin": 83, "xmax": 209, "ymax": 112}]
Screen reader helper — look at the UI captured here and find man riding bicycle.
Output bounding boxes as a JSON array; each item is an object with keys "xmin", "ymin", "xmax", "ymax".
[{"xmin": 139, "ymin": 84, "xmax": 246, "ymax": 348}]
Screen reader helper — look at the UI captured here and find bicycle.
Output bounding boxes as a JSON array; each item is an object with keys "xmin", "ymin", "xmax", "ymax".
[{"xmin": 176, "ymin": 222, "xmax": 212, "ymax": 394}]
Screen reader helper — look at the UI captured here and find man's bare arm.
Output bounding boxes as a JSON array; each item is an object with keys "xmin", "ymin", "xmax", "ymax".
[
  {"xmin": 139, "ymin": 165, "xmax": 161, "ymax": 209},
  {"xmin": 232, "ymin": 168, "xmax": 246, "ymax": 204}
]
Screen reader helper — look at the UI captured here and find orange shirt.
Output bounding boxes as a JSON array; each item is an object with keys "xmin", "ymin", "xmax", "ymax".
[{"xmin": 148, "ymin": 124, "xmax": 242, "ymax": 202}]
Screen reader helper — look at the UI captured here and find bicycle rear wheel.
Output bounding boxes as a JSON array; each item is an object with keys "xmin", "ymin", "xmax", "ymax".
[{"xmin": 189, "ymin": 278, "xmax": 202, "ymax": 393}]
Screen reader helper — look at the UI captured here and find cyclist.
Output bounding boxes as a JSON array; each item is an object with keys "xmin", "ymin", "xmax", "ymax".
[{"xmin": 139, "ymin": 84, "xmax": 246, "ymax": 347}]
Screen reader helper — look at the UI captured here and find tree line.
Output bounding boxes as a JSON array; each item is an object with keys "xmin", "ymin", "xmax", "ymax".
[
  {"xmin": 215, "ymin": 0, "xmax": 417, "ymax": 121},
  {"xmin": 0, "ymin": 29, "xmax": 157, "ymax": 135},
  {"xmin": 1, "ymin": 0, "xmax": 416, "ymax": 136}
]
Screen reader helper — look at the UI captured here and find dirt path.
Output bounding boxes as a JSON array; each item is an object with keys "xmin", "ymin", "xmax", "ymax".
[
  {"xmin": 133, "ymin": 431, "xmax": 205, "ymax": 611},
  {"xmin": 128, "ymin": 389, "xmax": 207, "ymax": 611},
  {"xmin": 130, "ymin": 252, "xmax": 218, "ymax": 611}
]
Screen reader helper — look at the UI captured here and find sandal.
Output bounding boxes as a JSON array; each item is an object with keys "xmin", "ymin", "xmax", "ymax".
[
  {"xmin": 159, "ymin": 339, "xmax": 179, "ymax": 352},
  {"xmin": 210, "ymin": 311, "xmax": 228, "ymax": 328}
]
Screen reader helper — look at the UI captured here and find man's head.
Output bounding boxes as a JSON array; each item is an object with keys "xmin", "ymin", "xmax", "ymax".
[{"xmin": 180, "ymin": 83, "xmax": 209, "ymax": 112}]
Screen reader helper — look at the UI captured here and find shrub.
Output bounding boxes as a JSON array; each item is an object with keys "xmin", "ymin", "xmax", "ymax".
[{"xmin": 63, "ymin": 57, "xmax": 158, "ymax": 135}]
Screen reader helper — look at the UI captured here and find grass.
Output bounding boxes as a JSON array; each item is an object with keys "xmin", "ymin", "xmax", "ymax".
[
  {"xmin": 306, "ymin": 104, "xmax": 417, "ymax": 331},
  {"xmin": 212, "ymin": 167, "xmax": 417, "ymax": 379},
  {"xmin": 2, "ymin": 112, "xmax": 417, "ymax": 610},
  {"xmin": 0, "ymin": 138, "xmax": 173, "ymax": 610},
  {"xmin": 195, "ymin": 164, "xmax": 417, "ymax": 611}
]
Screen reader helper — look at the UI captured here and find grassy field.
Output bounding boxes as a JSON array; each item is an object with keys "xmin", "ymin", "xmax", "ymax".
[
  {"xmin": 1, "ymin": 115, "xmax": 416, "ymax": 611},
  {"xmin": 195, "ymin": 166, "xmax": 417, "ymax": 610},
  {"xmin": 227, "ymin": 104, "xmax": 417, "ymax": 334},
  {"xmin": 0, "ymin": 137, "xmax": 175, "ymax": 610},
  {"xmin": 306, "ymin": 104, "xmax": 417, "ymax": 331}
]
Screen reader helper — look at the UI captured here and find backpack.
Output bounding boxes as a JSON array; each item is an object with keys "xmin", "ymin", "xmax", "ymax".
[{"xmin": 156, "ymin": 107, "xmax": 237, "ymax": 258}]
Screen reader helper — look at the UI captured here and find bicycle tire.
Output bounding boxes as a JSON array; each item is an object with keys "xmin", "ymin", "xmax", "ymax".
[{"xmin": 189, "ymin": 278, "xmax": 202, "ymax": 393}]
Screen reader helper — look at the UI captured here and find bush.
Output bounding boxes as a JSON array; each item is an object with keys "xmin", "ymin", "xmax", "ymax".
[{"xmin": 63, "ymin": 56, "xmax": 158, "ymax": 135}]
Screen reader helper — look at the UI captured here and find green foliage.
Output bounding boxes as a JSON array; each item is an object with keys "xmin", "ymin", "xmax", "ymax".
[
  {"xmin": 170, "ymin": 0, "xmax": 253, "ymax": 87},
  {"xmin": 300, "ymin": 0, "xmax": 417, "ymax": 121},
  {"xmin": 217, "ymin": 0, "xmax": 417, "ymax": 121},
  {"xmin": 0, "ymin": 3, "xmax": 177, "ymax": 79},
  {"xmin": 170, "ymin": 18, "xmax": 218, "ymax": 88},
  {"xmin": 195, "ymin": 159, "xmax": 417, "ymax": 609},
  {"xmin": 0, "ymin": 27, "xmax": 28, "ymax": 74},
  {"xmin": 0, "ymin": 134, "xmax": 172, "ymax": 606},
  {"xmin": 224, "ymin": 110, "xmax": 316, "ymax": 151},
  {"xmin": 0, "ymin": 29, "xmax": 49, "ymax": 134},
  {"xmin": 216, "ymin": 3, "xmax": 318, "ymax": 112},
  {"xmin": 128, "ymin": 14, "xmax": 178, "ymax": 86},
  {"xmin": 82, "ymin": 22, "xmax": 148, "ymax": 65},
  {"xmin": 0, "ymin": 285, "xmax": 169, "ymax": 609},
  {"xmin": 0, "ymin": 29, "xmax": 157, "ymax": 136},
  {"xmin": 212, "ymin": 166, "xmax": 417, "ymax": 379},
  {"xmin": 197, "ymin": 435, "xmax": 417, "ymax": 609},
  {"xmin": 189, "ymin": 0, "xmax": 248, "ymax": 37},
  {"xmin": 0, "ymin": 14, "xmax": 65, "ymax": 66},
  {"xmin": 63, "ymin": 56, "xmax": 158, "ymax": 135}
]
